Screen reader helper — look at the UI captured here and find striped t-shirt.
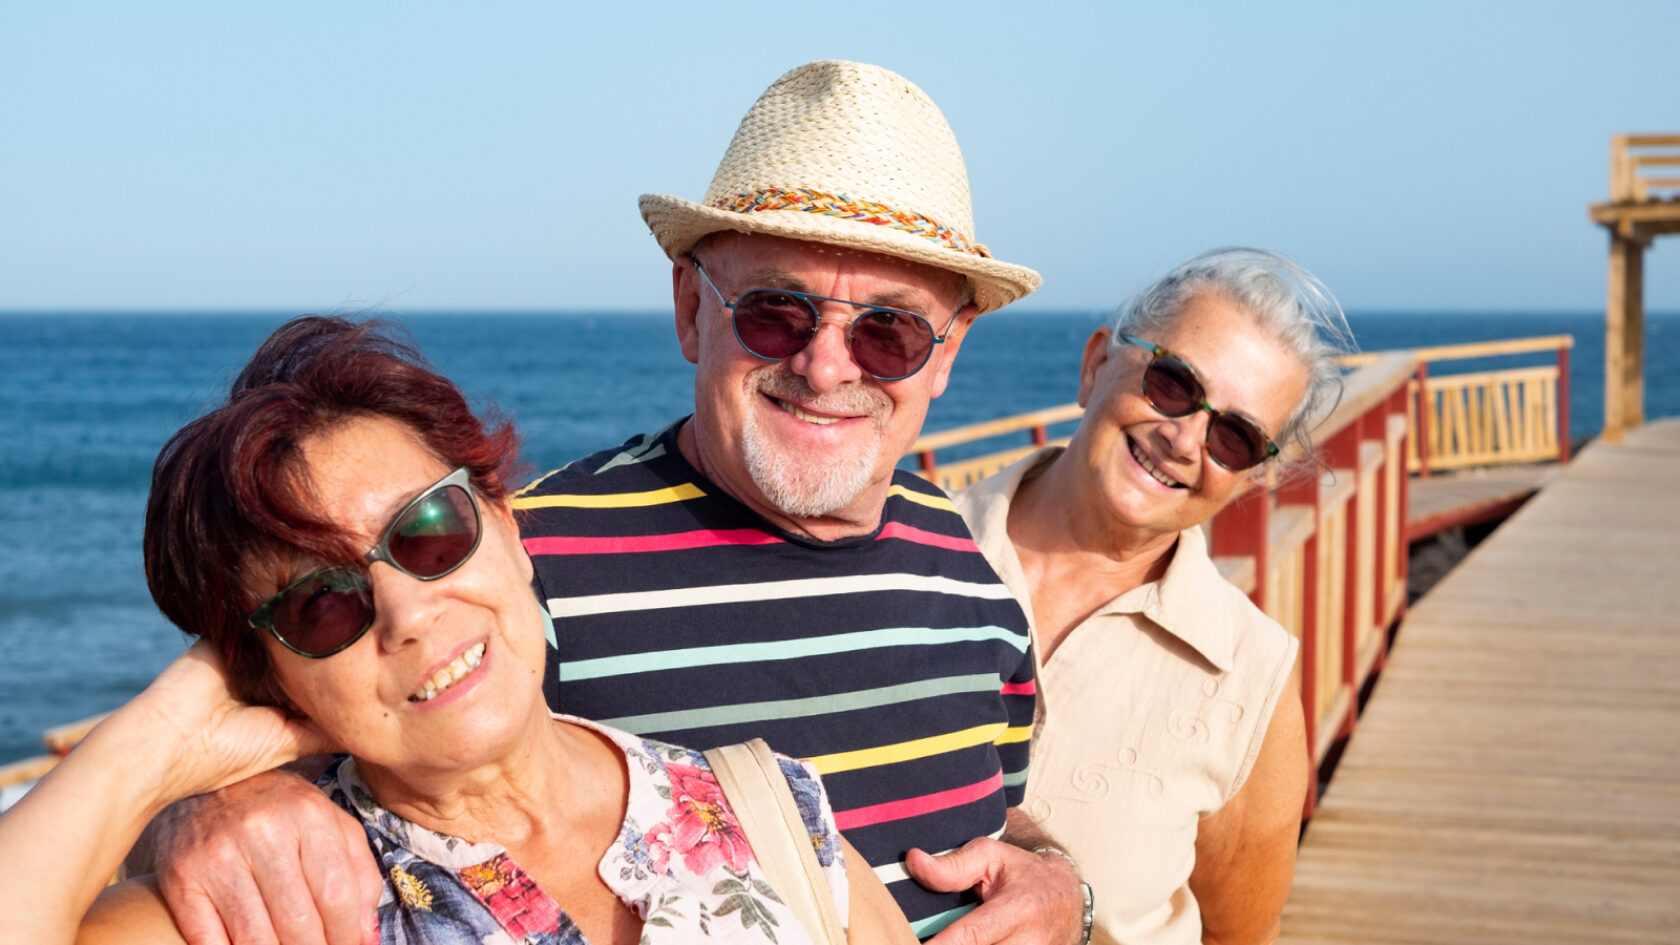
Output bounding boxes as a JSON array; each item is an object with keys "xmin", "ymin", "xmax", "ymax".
[{"xmin": 511, "ymin": 421, "xmax": 1035, "ymax": 936}]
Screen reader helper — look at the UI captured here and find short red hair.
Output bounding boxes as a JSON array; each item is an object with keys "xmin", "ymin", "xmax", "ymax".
[{"xmin": 143, "ymin": 316, "xmax": 521, "ymax": 706}]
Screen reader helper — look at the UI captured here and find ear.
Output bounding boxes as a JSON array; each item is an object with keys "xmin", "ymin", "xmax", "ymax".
[
  {"xmin": 1077, "ymin": 327, "xmax": 1113, "ymax": 408},
  {"xmin": 673, "ymin": 259, "xmax": 702, "ymax": 366},
  {"xmin": 487, "ymin": 498, "xmax": 534, "ymax": 582},
  {"xmin": 925, "ymin": 304, "xmax": 979, "ymax": 400}
]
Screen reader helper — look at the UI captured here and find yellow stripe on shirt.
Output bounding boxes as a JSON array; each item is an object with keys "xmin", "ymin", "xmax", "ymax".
[
  {"xmin": 890, "ymin": 483, "xmax": 956, "ymax": 513},
  {"xmin": 805, "ymin": 722, "xmax": 1007, "ymax": 775},
  {"xmin": 994, "ymin": 724, "xmax": 1032, "ymax": 745},
  {"xmin": 512, "ymin": 482, "xmax": 707, "ymax": 510}
]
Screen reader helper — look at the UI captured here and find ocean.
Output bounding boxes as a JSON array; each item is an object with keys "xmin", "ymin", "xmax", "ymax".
[{"xmin": 2, "ymin": 308, "xmax": 1676, "ymax": 766}]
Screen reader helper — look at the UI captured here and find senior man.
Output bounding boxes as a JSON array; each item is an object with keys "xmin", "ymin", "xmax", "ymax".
[{"xmin": 146, "ymin": 61, "xmax": 1088, "ymax": 945}]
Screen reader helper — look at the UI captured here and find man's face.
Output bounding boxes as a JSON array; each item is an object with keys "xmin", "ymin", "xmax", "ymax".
[{"xmin": 672, "ymin": 233, "xmax": 976, "ymax": 538}]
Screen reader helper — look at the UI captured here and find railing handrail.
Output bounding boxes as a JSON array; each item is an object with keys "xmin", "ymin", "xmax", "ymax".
[
  {"xmin": 915, "ymin": 335, "xmax": 1570, "ymax": 463},
  {"xmin": 0, "ymin": 711, "xmax": 112, "ymax": 793},
  {"xmin": 43, "ymin": 713, "xmax": 108, "ymax": 756},
  {"xmin": 912, "ymin": 333, "xmax": 1574, "ymax": 490},
  {"xmin": 1313, "ymin": 352, "xmax": 1417, "ymax": 444},
  {"xmin": 1337, "ymin": 334, "xmax": 1572, "ymax": 368},
  {"xmin": 911, "ymin": 403, "xmax": 1084, "ymax": 453},
  {"xmin": 1610, "ymin": 134, "xmax": 1680, "ymax": 202}
]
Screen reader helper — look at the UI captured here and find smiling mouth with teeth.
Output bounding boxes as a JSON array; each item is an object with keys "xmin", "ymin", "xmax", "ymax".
[
  {"xmin": 774, "ymin": 398, "xmax": 842, "ymax": 425},
  {"xmin": 409, "ymin": 642, "xmax": 486, "ymax": 702},
  {"xmin": 1130, "ymin": 438, "xmax": 1187, "ymax": 489}
]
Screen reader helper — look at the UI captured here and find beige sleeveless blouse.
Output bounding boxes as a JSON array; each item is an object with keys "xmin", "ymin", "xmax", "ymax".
[{"xmin": 955, "ymin": 449, "xmax": 1297, "ymax": 945}]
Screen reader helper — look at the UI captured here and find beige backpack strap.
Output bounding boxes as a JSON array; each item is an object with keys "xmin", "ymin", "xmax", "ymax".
[{"xmin": 704, "ymin": 739, "xmax": 846, "ymax": 945}]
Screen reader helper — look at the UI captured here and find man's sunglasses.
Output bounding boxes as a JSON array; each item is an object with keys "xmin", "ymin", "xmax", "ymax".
[
  {"xmin": 1116, "ymin": 334, "xmax": 1280, "ymax": 472},
  {"xmin": 248, "ymin": 466, "xmax": 483, "ymax": 658},
  {"xmin": 691, "ymin": 257, "xmax": 958, "ymax": 381}
]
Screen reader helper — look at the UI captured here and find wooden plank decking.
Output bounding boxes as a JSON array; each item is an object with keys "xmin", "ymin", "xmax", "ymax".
[
  {"xmin": 1406, "ymin": 465, "xmax": 1560, "ymax": 541},
  {"xmin": 1283, "ymin": 417, "xmax": 1680, "ymax": 944}
]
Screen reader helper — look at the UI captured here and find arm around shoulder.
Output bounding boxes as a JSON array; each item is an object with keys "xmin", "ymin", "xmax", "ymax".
[{"xmin": 0, "ymin": 642, "xmax": 345, "ymax": 945}]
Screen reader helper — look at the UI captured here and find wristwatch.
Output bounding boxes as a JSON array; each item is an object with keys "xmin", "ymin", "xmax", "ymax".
[{"xmin": 1075, "ymin": 881, "xmax": 1094, "ymax": 945}]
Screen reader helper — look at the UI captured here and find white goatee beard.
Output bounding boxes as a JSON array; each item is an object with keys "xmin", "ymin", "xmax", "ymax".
[{"xmin": 741, "ymin": 369, "xmax": 888, "ymax": 519}]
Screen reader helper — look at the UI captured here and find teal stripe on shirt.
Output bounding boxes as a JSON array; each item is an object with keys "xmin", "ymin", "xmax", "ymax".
[
  {"xmin": 598, "ymin": 673, "xmax": 1009, "ymax": 734},
  {"xmin": 559, "ymin": 625, "xmax": 1027, "ymax": 682},
  {"xmin": 912, "ymin": 903, "xmax": 977, "ymax": 938}
]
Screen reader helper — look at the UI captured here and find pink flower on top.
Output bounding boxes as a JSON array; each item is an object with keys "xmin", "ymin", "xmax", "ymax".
[{"xmin": 646, "ymin": 762, "xmax": 754, "ymax": 876}]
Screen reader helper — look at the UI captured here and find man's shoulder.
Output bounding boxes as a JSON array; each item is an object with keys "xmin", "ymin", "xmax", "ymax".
[
  {"xmin": 514, "ymin": 421, "xmax": 689, "ymax": 502},
  {"xmin": 880, "ymin": 467, "xmax": 979, "ymax": 536}
]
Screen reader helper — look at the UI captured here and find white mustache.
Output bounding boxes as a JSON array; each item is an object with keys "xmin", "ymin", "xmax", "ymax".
[{"xmin": 751, "ymin": 366, "xmax": 890, "ymax": 423}]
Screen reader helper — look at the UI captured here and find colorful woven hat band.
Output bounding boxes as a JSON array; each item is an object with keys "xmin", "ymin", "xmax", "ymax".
[{"xmin": 713, "ymin": 188, "xmax": 993, "ymax": 259}]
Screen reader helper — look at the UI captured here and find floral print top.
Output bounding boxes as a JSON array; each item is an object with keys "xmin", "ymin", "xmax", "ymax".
[{"xmin": 316, "ymin": 715, "xmax": 850, "ymax": 944}]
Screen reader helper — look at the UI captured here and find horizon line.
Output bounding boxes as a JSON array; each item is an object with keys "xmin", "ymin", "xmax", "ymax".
[{"xmin": 3, "ymin": 306, "xmax": 1674, "ymax": 318}]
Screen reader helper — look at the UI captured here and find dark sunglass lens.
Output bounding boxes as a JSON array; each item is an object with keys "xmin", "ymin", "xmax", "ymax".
[
  {"xmin": 1208, "ymin": 417, "xmax": 1268, "ymax": 470},
  {"xmin": 1143, "ymin": 356, "xmax": 1203, "ymax": 416},
  {"xmin": 387, "ymin": 485, "xmax": 479, "ymax": 578},
  {"xmin": 271, "ymin": 570, "xmax": 373, "ymax": 656},
  {"xmin": 734, "ymin": 290, "xmax": 817, "ymax": 360},
  {"xmin": 849, "ymin": 309, "xmax": 932, "ymax": 379}
]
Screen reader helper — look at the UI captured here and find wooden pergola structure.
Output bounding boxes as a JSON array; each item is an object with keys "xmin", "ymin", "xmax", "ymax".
[{"xmin": 1589, "ymin": 134, "xmax": 1680, "ymax": 442}]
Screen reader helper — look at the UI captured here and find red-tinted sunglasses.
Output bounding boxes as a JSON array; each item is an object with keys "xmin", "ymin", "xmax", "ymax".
[
  {"xmin": 248, "ymin": 467, "xmax": 482, "ymax": 658},
  {"xmin": 691, "ymin": 257, "xmax": 958, "ymax": 381},
  {"xmin": 1117, "ymin": 334, "xmax": 1280, "ymax": 471}
]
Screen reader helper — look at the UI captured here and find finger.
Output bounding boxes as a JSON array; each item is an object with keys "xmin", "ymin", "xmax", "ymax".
[
  {"xmin": 164, "ymin": 861, "xmax": 281, "ymax": 945},
  {"xmin": 159, "ymin": 883, "xmax": 236, "ymax": 945},
  {"xmin": 352, "ymin": 840, "xmax": 385, "ymax": 945},
  {"xmin": 244, "ymin": 820, "xmax": 331, "ymax": 945},
  {"xmin": 903, "ymin": 841, "xmax": 993, "ymax": 893},
  {"xmin": 333, "ymin": 805, "xmax": 385, "ymax": 945},
  {"xmin": 299, "ymin": 805, "xmax": 382, "ymax": 945},
  {"xmin": 922, "ymin": 901, "xmax": 1011, "ymax": 945}
]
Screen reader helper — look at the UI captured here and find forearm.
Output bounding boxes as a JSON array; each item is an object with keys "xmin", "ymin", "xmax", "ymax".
[
  {"xmin": 0, "ymin": 709, "xmax": 186, "ymax": 943},
  {"xmin": 126, "ymin": 794, "xmax": 189, "ymax": 878},
  {"xmin": 1004, "ymin": 807, "xmax": 1091, "ymax": 945},
  {"xmin": 1001, "ymin": 806, "xmax": 1059, "ymax": 851}
]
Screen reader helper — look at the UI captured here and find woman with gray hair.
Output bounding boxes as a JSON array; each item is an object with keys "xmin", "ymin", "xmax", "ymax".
[{"xmin": 955, "ymin": 248, "xmax": 1355, "ymax": 945}]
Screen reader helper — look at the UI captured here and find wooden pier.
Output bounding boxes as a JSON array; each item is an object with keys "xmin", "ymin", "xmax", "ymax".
[
  {"xmin": 1281, "ymin": 416, "xmax": 1680, "ymax": 944},
  {"xmin": 1589, "ymin": 134, "xmax": 1680, "ymax": 443}
]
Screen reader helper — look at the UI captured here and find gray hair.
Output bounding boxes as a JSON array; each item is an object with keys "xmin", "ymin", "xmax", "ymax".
[{"xmin": 1108, "ymin": 247, "xmax": 1357, "ymax": 475}]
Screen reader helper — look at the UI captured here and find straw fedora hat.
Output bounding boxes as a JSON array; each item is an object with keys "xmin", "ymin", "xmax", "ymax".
[{"xmin": 639, "ymin": 60, "xmax": 1041, "ymax": 314}]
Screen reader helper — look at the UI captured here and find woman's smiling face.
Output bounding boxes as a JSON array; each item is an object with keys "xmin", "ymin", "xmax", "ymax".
[
  {"xmin": 260, "ymin": 414, "xmax": 549, "ymax": 781},
  {"xmin": 1070, "ymin": 290, "xmax": 1309, "ymax": 541}
]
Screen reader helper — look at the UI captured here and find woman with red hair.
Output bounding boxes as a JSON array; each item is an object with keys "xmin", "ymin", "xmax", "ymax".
[{"xmin": 0, "ymin": 316, "xmax": 912, "ymax": 945}]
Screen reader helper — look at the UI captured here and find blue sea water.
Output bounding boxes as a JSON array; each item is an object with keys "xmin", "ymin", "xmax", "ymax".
[{"xmin": 2, "ymin": 308, "xmax": 1676, "ymax": 765}]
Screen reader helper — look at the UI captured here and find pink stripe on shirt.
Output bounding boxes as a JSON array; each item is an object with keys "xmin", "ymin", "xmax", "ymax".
[
  {"xmin": 523, "ymin": 529, "xmax": 783, "ymax": 556},
  {"xmin": 832, "ymin": 771, "xmax": 1005, "ymax": 831},
  {"xmin": 876, "ymin": 521, "xmax": 980, "ymax": 553},
  {"xmin": 523, "ymin": 522, "xmax": 978, "ymax": 557}
]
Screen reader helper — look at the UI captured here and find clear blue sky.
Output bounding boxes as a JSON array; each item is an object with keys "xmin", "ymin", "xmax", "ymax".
[{"xmin": 3, "ymin": 1, "xmax": 1676, "ymax": 313}]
